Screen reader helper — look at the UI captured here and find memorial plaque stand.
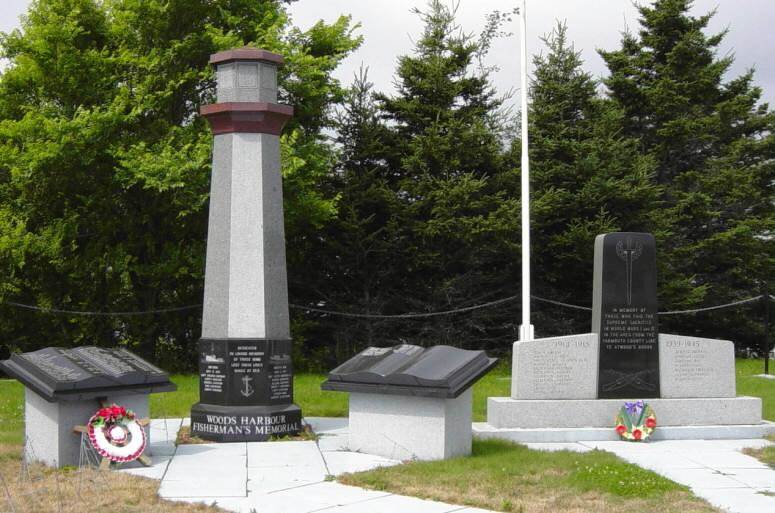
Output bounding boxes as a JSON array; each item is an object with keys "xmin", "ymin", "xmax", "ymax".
[
  {"xmin": 322, "ymin": 344, "xmax": 497, "ymax": 460},
  {"xmin": 1, "ymin": 346, "xmax": 175, "ymax": 468},
  {"xmin": 474, "ymin": 232, "xmax": 772, "ymax": 442},
  {"xmin": 189, "ymin": 48, "xmax": 302, "ymax": 441}
]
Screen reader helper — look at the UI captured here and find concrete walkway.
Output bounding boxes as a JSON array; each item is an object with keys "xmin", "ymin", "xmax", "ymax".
[
  {"xmin": 119, "ymin": 418, "xmax": 775, "ymax": 513},
  {"xmin": 120, "ymin": 417, "xmax": 493, "ymax": 513}
]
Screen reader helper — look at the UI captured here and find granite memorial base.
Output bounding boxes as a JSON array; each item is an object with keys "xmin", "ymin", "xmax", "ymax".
[
  {"xmin": 1, "ymin": 346, "xmax": 175, "ymax": 469},
  {"xmin": 321, "ymin": 344, "xmax": 497, "ymax": 461},
  {"xmin": 24, "ymin": 389, "xmax": 150, "ymax": 468},
  {"xmin": 476, "ymin": 333, "xmax": 772, "ymax": 443},
  {"xmin": 348, "ymin": 389, "xmax": 472, "ymax": 461}
]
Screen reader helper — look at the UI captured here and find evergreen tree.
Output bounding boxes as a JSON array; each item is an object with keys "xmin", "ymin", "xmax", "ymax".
[
  {"xmin": 291, "ymin": 69, "xmax": 408, "ymax": 368},
  {"xmin": 528, "ymin": 23, "xmax": 660, "ymax": 336},
  {"xmin": 374, "ymin": 0, "xmax": 520, "ymax": 349},
  {"xmin": 599, "ymin": 0, "xmax": 774, "ymax": 345},
  {"xmin": 0, "ymin": 0, "xmax": 360, "ymax": 366}
]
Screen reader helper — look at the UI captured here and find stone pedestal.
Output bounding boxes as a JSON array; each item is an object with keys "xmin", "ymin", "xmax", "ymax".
[
  {"xmin": 24, "ymin": 389, "xmax": 149, "ymax": 468},
  {"xmin": 477, "ymin": 333, "xmax": 770, "ymax": 442},
  {"xmin": 349, "ymin": 389, "xmax": 473, "ymax": 461},
  {"xmin": 190, "ymin": 48, "xmax": 302, "ymax": 441}
]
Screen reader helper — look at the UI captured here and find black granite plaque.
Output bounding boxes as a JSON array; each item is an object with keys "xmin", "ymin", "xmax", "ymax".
[
  {"xmin": 0, "ymin": 347, "xmax": 176, "ymax": 401},
  {"xmin": 192, "ymin": 338, "xmax": 300, "ymax": 441},
  {"xmin": 321, "ymin": 344, "xmax": 497, "ymax": 398},
  {"xmin": 197, "ymin": 339, "xmax": 293, "ymax": 406},
  {"xmin": 592, "ymin": 232, "xmax": 660, "ymax": 398}
]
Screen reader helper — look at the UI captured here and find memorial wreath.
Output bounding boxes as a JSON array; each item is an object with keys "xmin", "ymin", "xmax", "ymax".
[
  {"xmin": 615, "ymin": 400, "xmax": 656, "ymax": 441},
  {"xmin": 87, "ymin": 404, "xmax": 147, "ymax": 462}
]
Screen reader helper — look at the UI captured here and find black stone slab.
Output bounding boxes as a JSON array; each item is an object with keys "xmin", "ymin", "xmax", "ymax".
[
  {"xmin": 192, "ymin": 338, "xmax": 300, "ymax": 441},
  {"xmin": 190, "ymin": 402, "xmax": 302, "ymax": 442},
  {"xmin": 197, "ymin": 338, "xmax": 293, "ymax": 406},
  {"xmin": 592, "ymin": 232, "xmax": 660, "ymax": 398},
  {"xmin": 0, "ymin": 347, "xmax": 176, "ymax": 401},
  {"xmin": 321, "ymin": 344, "xmax": 498, "ymax": 398}
]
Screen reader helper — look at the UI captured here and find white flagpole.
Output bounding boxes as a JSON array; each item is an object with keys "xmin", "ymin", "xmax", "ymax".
[{"xmin": 519, "ymin": 0, "xmax": 534, "ymax": 342}]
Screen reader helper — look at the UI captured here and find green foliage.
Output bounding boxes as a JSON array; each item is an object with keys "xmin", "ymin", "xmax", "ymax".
[
  {"xmin": 599, "ymin": 0, "xmax": 774, "ymax": 345},
  {"xmin": 528, "ymin": 23, "xmax": 661, "ymax": 335},
  {"xmin": 298, "ymin": 0, "xmax": 521, "ymax": 358},
  {"xmin": 0, "ymin": 0, "xmax": 360, "ymax": 365},
  {"xmin": 0, "ymin": 0, "xmax": 770, "ymax": 369}
]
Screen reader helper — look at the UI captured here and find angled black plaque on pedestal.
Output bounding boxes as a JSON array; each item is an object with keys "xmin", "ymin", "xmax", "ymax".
[
  {"xmin": 0, "ymin": 347, "xmax": 176, "ymax": 401},
  {"xmin": 592, "ymin": 232, "xmax": 660, "ymax": 398},
  {"xmin": 321, "ymin": 344, "xmax": 497, "ymax": 398}
]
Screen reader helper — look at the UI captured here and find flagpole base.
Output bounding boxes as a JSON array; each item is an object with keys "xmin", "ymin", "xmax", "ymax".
[{"xmin": 519, "ymin": 324, "xmax": 534, "ymax": 342}]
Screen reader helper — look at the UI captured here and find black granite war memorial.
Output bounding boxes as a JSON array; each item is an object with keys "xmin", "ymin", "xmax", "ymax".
[
  {"xmin": 0, "ymin": 346, "xmax": 176, "ymax": 401},
  {"xmin": 322, "ymin": 344, "xmax": 498, "ymax": 398},
  {"xmin": 592, "ymin": 232, "xmax": 660, "ymax": 398}
]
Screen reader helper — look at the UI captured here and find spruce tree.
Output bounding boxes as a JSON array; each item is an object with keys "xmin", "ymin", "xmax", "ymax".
[
  {"xmin": 375, "ymin": 0, "xmax": 521, "ymax": 348},
  {"xmin": 528, "ymin": 23, "xmax": 660, "ymax": 335},
  {"xmin": 599, "ymin": 0, "xmax": 774, "ymax": 345}
]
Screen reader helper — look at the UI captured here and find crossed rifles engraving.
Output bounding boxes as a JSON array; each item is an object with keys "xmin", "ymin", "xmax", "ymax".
[
  {"xmin": 615, "ymin": 236, "xmax": 644, "ymax": 306},
  {"xmin": 601, "ymin": 369, "xmax": 657, "ymax": 392}
]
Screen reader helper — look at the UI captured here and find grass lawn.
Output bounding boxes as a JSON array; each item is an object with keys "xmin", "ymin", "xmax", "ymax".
[
  {"xmin": 341, "ymin": 438, "xmax": 717, "ymax": 513},
  {"xmin": 735, "ymin": 358, "xmax": 775, "ymax": 421},
  {"xmin": 743, "ymin": 435, "xmax": 775, "ymax": 469}
]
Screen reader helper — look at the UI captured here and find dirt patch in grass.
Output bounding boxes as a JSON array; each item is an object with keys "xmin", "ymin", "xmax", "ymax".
[
  {"xmin": 340, "ymin": 439, "xmax": 720, "ymax": 513},
  {"xmin": 0, "ymin": 443, "xmax": 226, "ymax": 513},
  {"xmin": 742, "ymin": 435, "xmax": 775, "ymax": 469}
]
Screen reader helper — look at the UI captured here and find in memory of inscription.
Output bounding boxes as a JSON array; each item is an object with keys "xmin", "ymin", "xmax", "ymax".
[{"xmin": 593, "ymin": 232, "xmax": 660, "ymax": 399}]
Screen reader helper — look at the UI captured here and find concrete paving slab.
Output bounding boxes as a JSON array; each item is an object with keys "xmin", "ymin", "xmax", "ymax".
[
  {"xmin": 118, "ymin": 453, "xmax": 173, "ymax": 480},
  {"xmin": 685, "ymin": 451, "xmax": 770, "ymax": 470},
  {"xmin": 317, "ymin": 433, "xmax": 350, "ymax": 452},
  {"xmin": 322, "ymin": 450, "xmax": 401, "ymax": 476},
  {"xmin": 314, "ymin": 493, "xmax": 463, "ymax": 512},
  {"xmin": 248, "ymin": 465, "xmax": 328, "ymax": 491},
  {"xmin": 149, "ymin": 439, "xmax": 177, "ymax": 457},
  {"xmin": 241, "ymin": 482, "xmax": 392, "ymax": 513},
  {"xmin": 648, "ymin": 439, "xmax": 773, "ymax": 453},
  {"xmin": 524, "ymin": 442, "xmax": 592, "ymax": 452},
  {"xmin": 173, "ymin": 442, "xmax": 247, "ymax": 457},
  {"xmin": 150, "ymin": 418, "xmax": 183, "ymax": 440},
  {"xmin": 248, "ymin": 440, "xmax": 326, "ymax": 468},
  {"xmin": 160, "ymin": 477, "xmax": 247, "ymax": 498},
  {"xmin": 305, "ymin": 417, "xmax": 349, "ymax": 434},
  {"xmin": 658, "ymin": 468, "xmax": 751, "ymax": 490},
  {"xmin": 723, "ymin": 468, "xmax": 775, "ymax": 489},
  {"xmin": 692, "ymin": 487, "xmax": 775, "ymax": 513}
]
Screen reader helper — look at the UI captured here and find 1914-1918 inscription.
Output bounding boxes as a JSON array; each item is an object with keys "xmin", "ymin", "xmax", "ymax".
[{"xmin": 592, "ymin": 232, "xmax": 660, "ymax": 398}]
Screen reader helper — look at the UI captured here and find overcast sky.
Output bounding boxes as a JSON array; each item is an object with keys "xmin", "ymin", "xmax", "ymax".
[{"xmin": 2, "ymin": 0, "xmax": 773, "ymax": 106}]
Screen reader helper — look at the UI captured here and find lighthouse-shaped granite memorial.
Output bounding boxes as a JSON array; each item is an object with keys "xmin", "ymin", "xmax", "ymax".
[
  {"xmin": 474, "ymin": 232, "xmax": 771, "ymax": 442},
  {"xmin": 190, "ymin": 48, "xmax": 302, "ymax": 441}
]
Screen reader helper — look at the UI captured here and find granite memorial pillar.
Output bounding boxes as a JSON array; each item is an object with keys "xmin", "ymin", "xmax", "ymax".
[{"xmin": 190, "ymin": 48, "xmax": 302, "ymax": 441}]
